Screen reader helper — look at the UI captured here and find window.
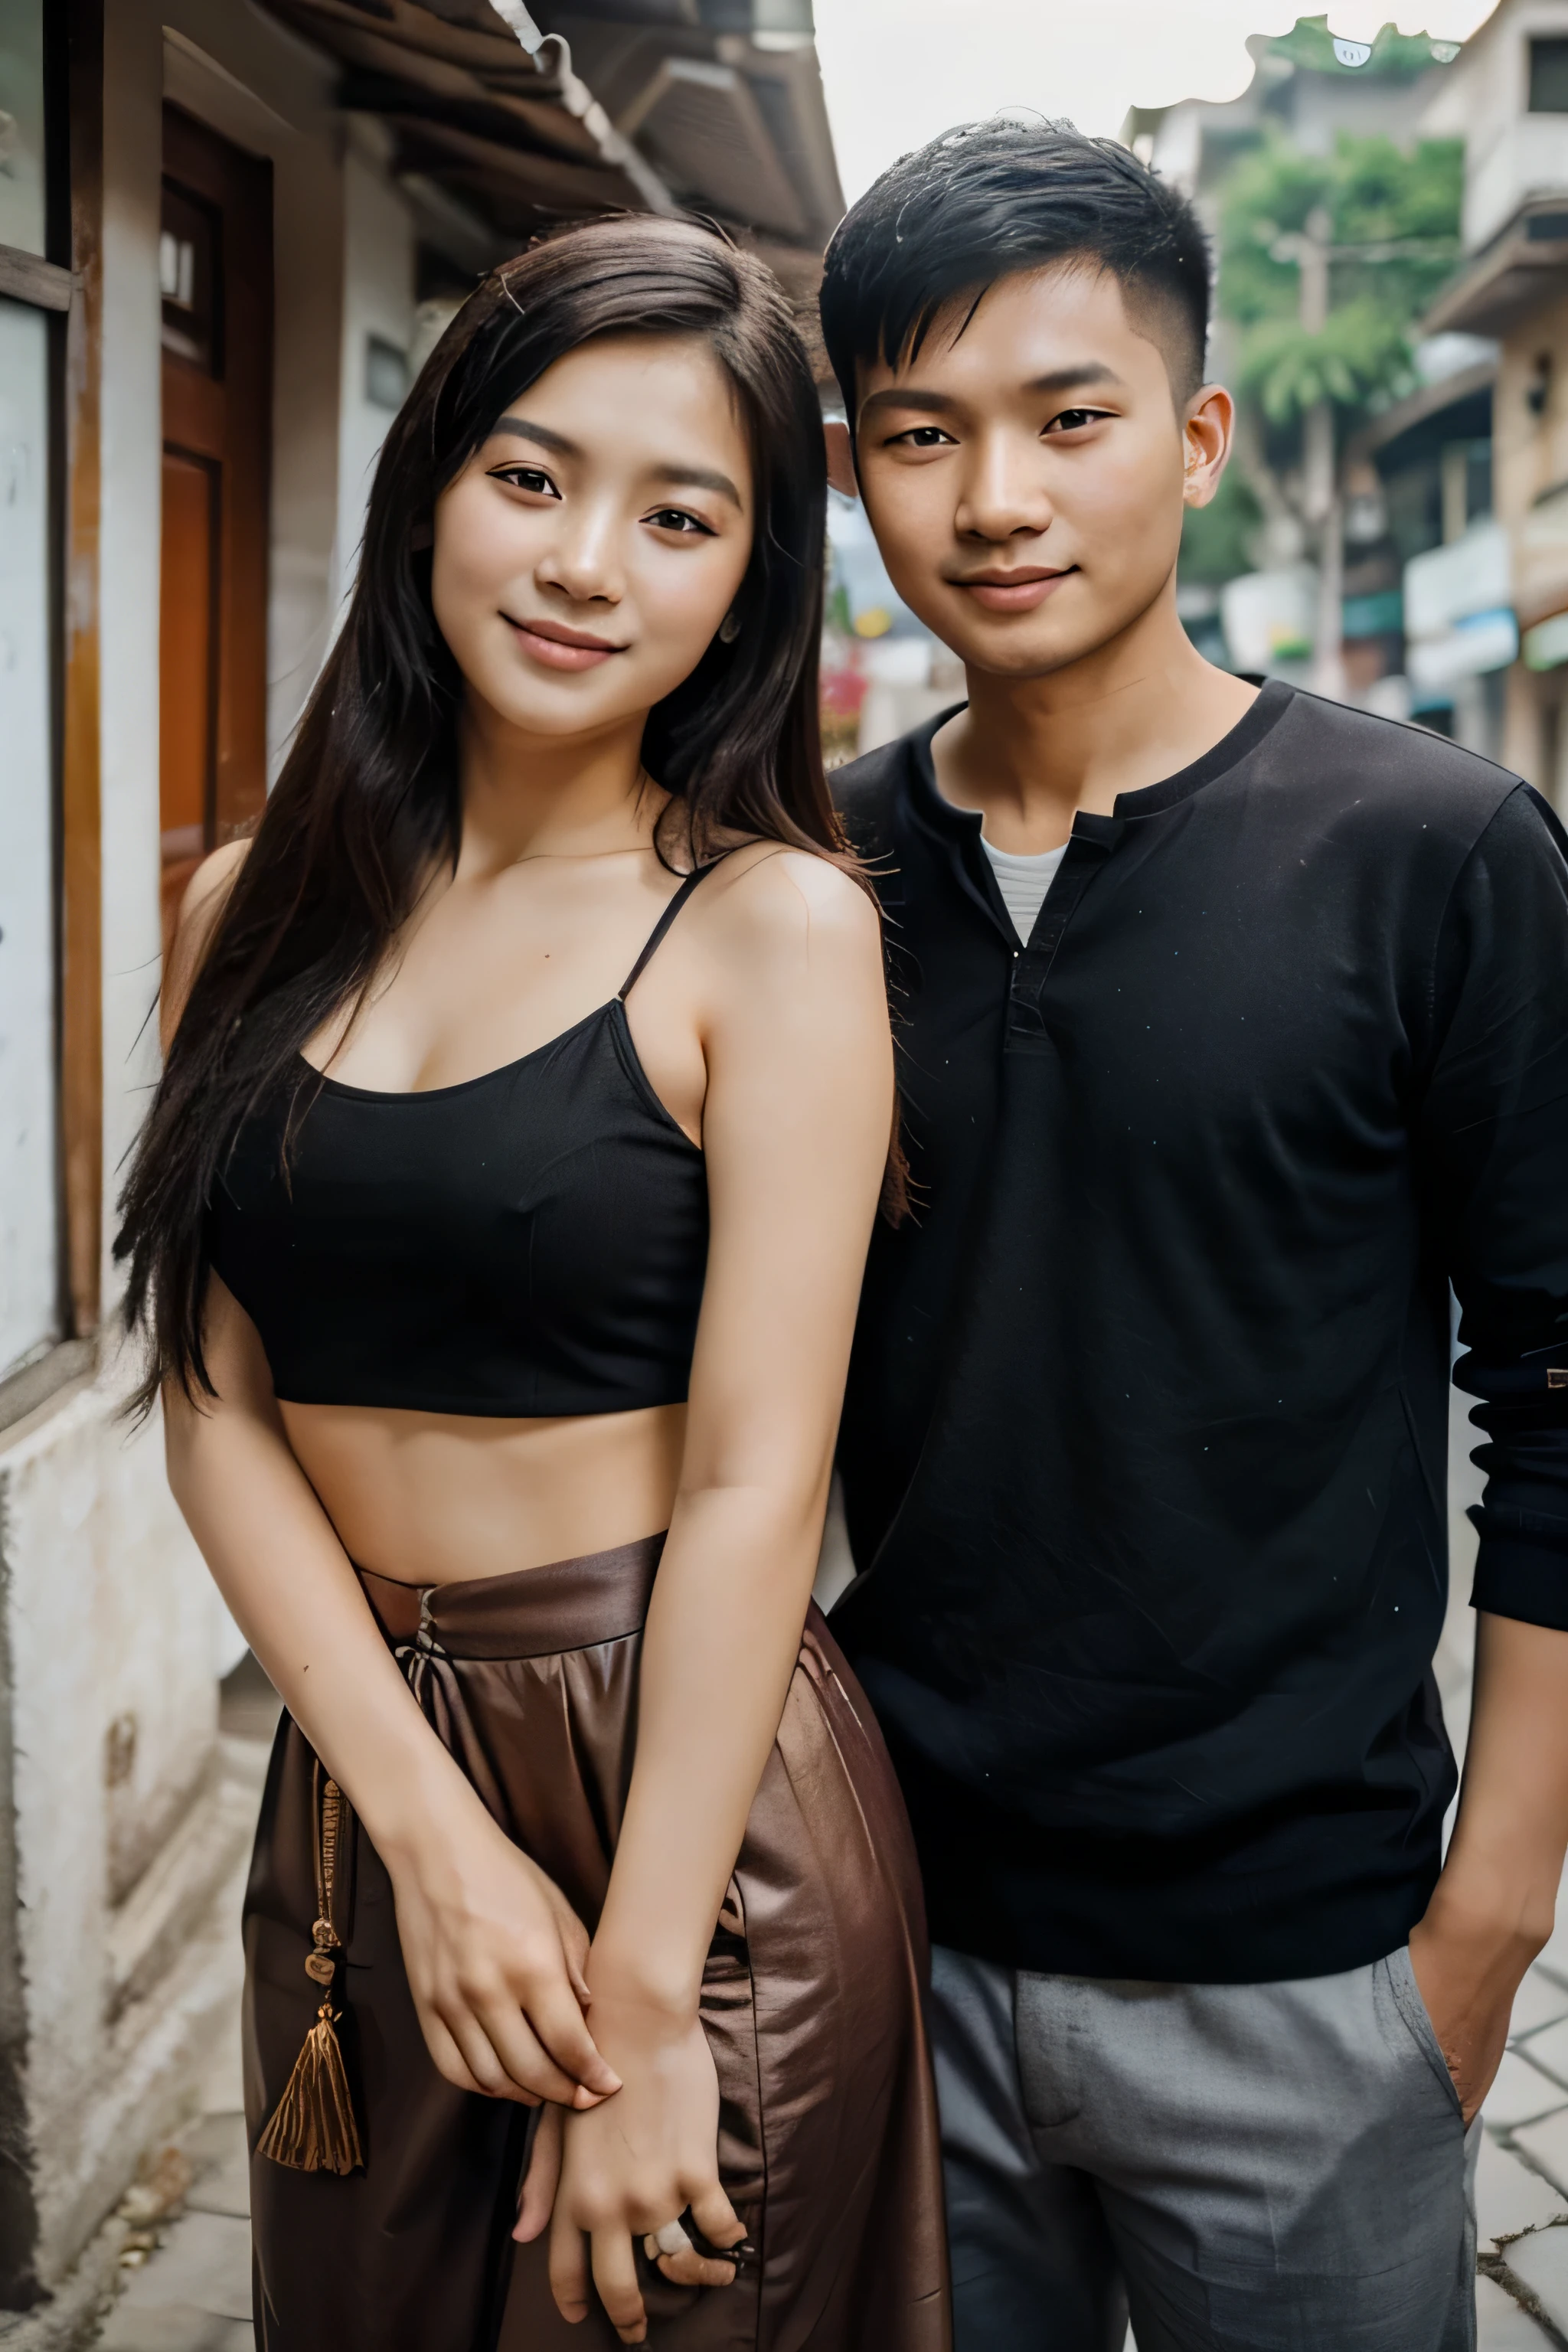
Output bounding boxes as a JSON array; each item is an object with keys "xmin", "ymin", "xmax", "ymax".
[
  {"xmin": 0, "ymin": 0, "xmax": 60, "ymax": 1382},
  {"xmin": 0, "ymin": 299, "xmax": 59, "ymax": 1382},
  {"xmin": 0, "ymin": 0, "xmax": 47, "ymax": 256},
  {"xmin": 158, "ymin": 181, "xmax": 218, "ymax": 373},
  {"xmin": 1528, "ymin": 38, "xmax": 1568, "ymax": 112}
]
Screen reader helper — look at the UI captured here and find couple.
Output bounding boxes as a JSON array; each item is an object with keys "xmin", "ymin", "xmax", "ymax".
[{"xmin": 119, "ymin": 120, "xmax": 1568, "ymax": 2352}]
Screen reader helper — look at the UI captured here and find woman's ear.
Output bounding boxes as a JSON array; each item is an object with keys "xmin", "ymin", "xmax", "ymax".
[{"xmin": 824, "ymin": 420, "xmax": 859, "ymax": 501}]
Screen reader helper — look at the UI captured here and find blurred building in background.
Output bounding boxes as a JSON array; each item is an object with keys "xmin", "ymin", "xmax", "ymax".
[
  {"xmin": 825, "ymin": 8, "xmax": 1568, "ymax": 792},
  {"xmin": 0, "ymin": 1, "xmax": 839, "ymax": 2332},
  {"xmin": 1124, "ymin": 6, "xmax": 1568, "ymax": 816},
  {"xmin": 1421, "ymin": 0, "xmax": 1568, "ymax": 795}
]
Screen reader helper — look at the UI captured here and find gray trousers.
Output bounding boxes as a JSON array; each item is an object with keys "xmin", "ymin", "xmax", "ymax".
[{"xmin": 930, "ymin": 1942, "xmax": 1480, "ymax": 2352}]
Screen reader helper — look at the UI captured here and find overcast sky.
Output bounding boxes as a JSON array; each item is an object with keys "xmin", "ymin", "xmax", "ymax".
[{"xmin": 815, "ymin": 2, "xmax": 1502, "ymax": 204}]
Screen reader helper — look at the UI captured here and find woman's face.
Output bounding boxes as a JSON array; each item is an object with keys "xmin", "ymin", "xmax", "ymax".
[{"xmin": 431, "ymin": 332, "xmax": 756, "ymax": 743}]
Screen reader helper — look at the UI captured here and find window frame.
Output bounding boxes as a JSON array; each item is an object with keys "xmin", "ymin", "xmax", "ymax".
[{"xmin": 0, "ymin": 0, "xmax": 104, "ymax": 1433}]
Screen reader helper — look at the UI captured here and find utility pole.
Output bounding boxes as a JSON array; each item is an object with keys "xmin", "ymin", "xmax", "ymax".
[{"xmin": 1298, "ymin": 206, "xmax": 1346, "ymax": 701}]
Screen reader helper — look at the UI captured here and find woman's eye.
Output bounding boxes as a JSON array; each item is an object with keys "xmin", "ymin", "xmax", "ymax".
[
  {"xmin": 493, "ymin": 466, "xmax": 559, "ymax": 497},
  {"xmin": 895, "ymin": 427, "xmax": 954, "ymax": 449},
  {"xmin": 647, "ymin": 508, "xmax": 712, "ymax": 536}
]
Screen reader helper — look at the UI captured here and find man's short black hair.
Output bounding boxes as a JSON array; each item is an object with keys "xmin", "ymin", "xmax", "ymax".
[{"xmin": 818, "ymin": 116, "xmax": 1211, "ymax": 419}]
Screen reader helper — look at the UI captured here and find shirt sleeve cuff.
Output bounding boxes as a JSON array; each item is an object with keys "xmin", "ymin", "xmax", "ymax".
[{"xmin": 1471, "ymin": 1534, "xmax": 1568, "ymax": 1632}]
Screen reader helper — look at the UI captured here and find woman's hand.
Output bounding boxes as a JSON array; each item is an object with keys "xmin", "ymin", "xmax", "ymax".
[
  {"xmin": 384, "ymin": 1798, "xmax": 622, "ymax": 2110},
  {"xmin": 544, "ymin": 1992, "xmax": 746, "ymax": 2344}
]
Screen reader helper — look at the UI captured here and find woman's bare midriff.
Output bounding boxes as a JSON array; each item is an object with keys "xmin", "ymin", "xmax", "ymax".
[{"xmin": 279, "ymin": 1399, "xmax": 688, "ymax": 1586}]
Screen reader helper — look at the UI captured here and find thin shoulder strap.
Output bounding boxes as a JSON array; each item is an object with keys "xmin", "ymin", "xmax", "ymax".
[{"xmin": 617, "ymin": 854, "xmax": 735, "ymax": 1002}]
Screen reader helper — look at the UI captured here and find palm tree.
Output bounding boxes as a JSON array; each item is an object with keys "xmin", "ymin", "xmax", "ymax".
[{"xmin": 1213, "ymin": 129, "xmax": 1463, "ymax": 694}]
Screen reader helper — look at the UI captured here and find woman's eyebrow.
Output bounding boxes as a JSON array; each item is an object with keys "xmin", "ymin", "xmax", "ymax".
[
  {"xmin": 492, "ymin": 416, "xmax": 579, "ymax": 457},
  {"xmin": 648, "ymin": 462, "xmax": 743, "ymax": 509}
]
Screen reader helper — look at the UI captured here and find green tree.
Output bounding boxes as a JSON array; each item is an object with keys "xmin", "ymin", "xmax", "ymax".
[
  {"xmin": 1209, "ymin": 126, "xmax": 1462, "ymax": 687},
  {"xmin": 1219, "ymin": 131, "xmax": 1462, "ymax": 407}
]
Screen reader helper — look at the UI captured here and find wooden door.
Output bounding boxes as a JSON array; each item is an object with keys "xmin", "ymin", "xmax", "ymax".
[{"xmin": 158, "ymin": 106, "xmax": 272, "ymax": 951}]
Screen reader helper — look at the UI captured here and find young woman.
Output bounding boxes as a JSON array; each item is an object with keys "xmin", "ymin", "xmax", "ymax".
[{"xmin": 118, "ymin": 217, "xmax": 946, "ymax": 2352}]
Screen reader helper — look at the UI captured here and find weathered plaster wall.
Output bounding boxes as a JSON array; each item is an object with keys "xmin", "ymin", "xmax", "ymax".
[
  {"xmin": 0, "ymin": 0, "xmax": 418, "ymax": 2308},
  {"xmin": 0, "ymin": 1371, "xmax": 236, "ymax": 2292}
]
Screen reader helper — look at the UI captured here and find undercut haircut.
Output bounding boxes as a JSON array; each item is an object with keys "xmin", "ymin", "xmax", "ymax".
[{"xmin": 819, "ymin": 116, "xmax": 1211, "ymax": 419}]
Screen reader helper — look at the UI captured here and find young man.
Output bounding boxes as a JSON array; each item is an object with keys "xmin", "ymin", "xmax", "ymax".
[{"xmin": 819, "ymin": 122, "xmax": 1568, "ymax": 2351}]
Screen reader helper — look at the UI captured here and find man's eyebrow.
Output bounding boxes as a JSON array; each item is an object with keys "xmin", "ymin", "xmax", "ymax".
[
  {"xmin": 491, "ymin": 415, "xmax": 580, "ymax": 458},
  {"xmin": 1024, "ymin": 363, "xmax": 1125, "ymax": 396},
  {"xmin": 648, "ymin": 462, "xmax": 743, "ymax": 509},
  {"xmin": 858, "ymin": 361, "xmax": 1126, "ymax": 426},
  {"xmin": 858, "ymin": 387, "xmax": 957, "ymax": 423}
]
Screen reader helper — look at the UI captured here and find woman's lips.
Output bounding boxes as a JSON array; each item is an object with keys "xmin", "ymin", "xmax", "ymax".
[
  {"xmin": 957, "ymin": 570, "xmax": 1075, "ymax": 613},
  {"xmin": 505, "ymin": 615, "xmax": 625, "ymax": 671}
]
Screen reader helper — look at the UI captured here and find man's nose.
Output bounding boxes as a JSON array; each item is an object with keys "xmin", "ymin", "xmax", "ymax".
[{"xmin": 955, "ymin": 434, "xmax": 1054, "ymax": 542}]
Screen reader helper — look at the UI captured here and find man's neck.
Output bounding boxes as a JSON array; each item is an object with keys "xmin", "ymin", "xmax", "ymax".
[{"xmin": 931, "ymin": 596, "xmax": 1258, "ymax": 855}]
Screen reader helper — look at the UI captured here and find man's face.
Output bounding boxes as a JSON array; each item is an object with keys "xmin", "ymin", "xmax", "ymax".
[{"xmin": 844, "ymin": 264, "xmax": 1225, "ymax": 678}]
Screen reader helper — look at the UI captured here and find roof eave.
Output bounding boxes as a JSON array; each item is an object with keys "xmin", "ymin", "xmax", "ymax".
[{"xmin": 1423, "ymin": 201, "xmax": 1568, "ymax": 337}]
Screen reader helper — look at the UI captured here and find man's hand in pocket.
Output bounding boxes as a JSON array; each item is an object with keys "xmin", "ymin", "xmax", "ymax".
[{"xmin": 1408, "ymin": 1901, "xmax": 1540, "ymax": 2125}]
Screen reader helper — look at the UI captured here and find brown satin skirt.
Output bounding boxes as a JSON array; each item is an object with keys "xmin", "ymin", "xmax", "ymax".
[{"xmin": 241, "ymin": 1535, "xmax": 950, "ymax": 2351}]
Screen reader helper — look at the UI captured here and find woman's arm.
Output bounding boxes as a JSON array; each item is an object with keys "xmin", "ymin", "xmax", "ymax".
[
  {"xmin": 160, "ymin": 855, "xmax": 619, "ymax": 2114},
  {"xmin": 545, "ymin": 850, "xmax": 893, "ymax": 2342}
]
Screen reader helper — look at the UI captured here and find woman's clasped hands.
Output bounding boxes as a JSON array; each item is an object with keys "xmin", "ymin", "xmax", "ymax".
[
  {"xmin": 385, "ymin": 1784, "xmax": 743, "ymax": 2346},
  {"xmin": 516, "ymin": 1979, "xmax": 750, "ymax": 2347},
  {"xmin": 381, "ymin": 1783, "xmax": 621, "ymax": 2111}
]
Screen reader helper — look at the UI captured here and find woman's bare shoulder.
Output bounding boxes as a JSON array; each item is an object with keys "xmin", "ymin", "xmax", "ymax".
[
  {"xmin": 162, "ymin": 839, "xmax": 251, "ymax": 1046},
  {"xmin": 698, "ymin": 842, "xmax": 882, "ymax": 969}
]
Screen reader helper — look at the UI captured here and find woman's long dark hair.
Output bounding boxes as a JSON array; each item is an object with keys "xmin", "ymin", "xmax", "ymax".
[{"xmin": 118, "ymin": 213, "xmax": 876, "ymax": 1413}]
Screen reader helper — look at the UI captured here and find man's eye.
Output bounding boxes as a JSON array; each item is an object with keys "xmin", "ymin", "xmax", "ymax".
[
  {"xmin": 1045, "ymin": 409, "xmax": 1108, "ymax": 435},
  {"xmin": 493, "ymin": 466, "xmax": 559, "ymax": 496},
  {"xmin": 896, "ymin": 427, "xmax": 954, "ymax": 449},
  {"xmin": 648, "ymin": 508, "xmax": 711, "ymax": 535}
]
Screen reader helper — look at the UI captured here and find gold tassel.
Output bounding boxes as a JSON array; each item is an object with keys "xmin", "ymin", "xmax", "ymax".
[
  {"xmin": 256, "ymin": 1994, "xmax": 362, "ymax": 2174},
  {"xmin": 258, "ymin": 1769, "xmax": 364, "ymax": 2174}
]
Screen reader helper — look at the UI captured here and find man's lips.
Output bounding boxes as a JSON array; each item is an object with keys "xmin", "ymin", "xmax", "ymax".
[
  {"xmin": 504, "ymin": 612, "xmax": 627, "ymax": 671},
  {"xmin": 951, "ymin": 567, "xmax": 1076, "ymax": 614}
]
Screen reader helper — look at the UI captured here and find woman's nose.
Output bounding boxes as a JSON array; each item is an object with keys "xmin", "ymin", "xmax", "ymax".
[{"xmin": 536, "ymin": 506, "xmax": 625, "ymax": 606}]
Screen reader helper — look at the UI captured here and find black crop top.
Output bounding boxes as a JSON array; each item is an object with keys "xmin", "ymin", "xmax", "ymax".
[{"xmin": 207, "ymin": 868, "xmax": 717, "ymax": 1418}]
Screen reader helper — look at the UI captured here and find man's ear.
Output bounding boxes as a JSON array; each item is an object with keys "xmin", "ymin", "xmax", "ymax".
[
  {"xmin": 1181, "ymin": 384, "xmax": 1236, "ymax": 511},
  {"xmin": 824, "ymin": 418, "xmax": 859, "ymax": 501}
]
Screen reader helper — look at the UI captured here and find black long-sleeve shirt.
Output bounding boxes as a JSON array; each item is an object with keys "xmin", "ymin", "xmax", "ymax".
[{"xmin": 831, "ymin": 681, "xmax": 1568, "ymax": 1984}]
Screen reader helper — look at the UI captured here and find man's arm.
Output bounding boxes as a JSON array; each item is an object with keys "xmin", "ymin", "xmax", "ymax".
[
  {"xmin": 1410, "ymin": 784, "xmax": 1568, "ymax": 2120},
  {"xmin": 1413, "ymin": 1615, "xmax": 1568, "ymax": 2118}
]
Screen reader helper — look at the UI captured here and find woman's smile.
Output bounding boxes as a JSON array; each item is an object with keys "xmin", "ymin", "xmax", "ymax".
[{"xmin": 504, "ymin": 611, "xmax": 628, "ymax": 671}]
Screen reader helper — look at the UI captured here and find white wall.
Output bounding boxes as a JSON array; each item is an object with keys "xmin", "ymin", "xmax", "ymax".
[
  {"xmin": 337, "ymin": 126, "xmax": 416, "ymax": 614},
  {"xmin": 0, "ymin": 1374, "xmax": 230, "ymax": 2285},
  {"xmin": 1423, "ymin": 0, "xmax": 1568, "ymax": 249}
]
